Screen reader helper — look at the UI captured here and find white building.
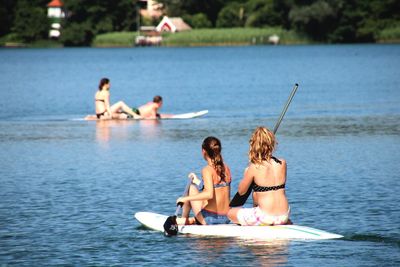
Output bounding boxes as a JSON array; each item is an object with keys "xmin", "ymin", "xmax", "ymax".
[
  {"xmin": 139, "ymin": 0, "xmax": 163, "ymax": 18},
  {"xmin": 47, "ymin": 0, "xmax": 65, "ymax": 18},
  {"xmin": 47, "ymin": 0, "xmax": 65, "ymax": 38},
  {"xmin": 156, "ymin": 16, "xmax": 191, "ymax": 33}
]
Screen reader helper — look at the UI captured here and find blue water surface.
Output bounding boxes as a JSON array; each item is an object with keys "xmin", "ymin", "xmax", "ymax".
[{"xmin": 0, "ymin": 45, "xmax": 399, "ymax": 266}]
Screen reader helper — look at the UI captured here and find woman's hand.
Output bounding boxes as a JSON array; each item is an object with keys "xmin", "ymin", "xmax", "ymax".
[
  {"xmin": 176, "ymin": 197, "xmax": 186, "ymax": 206},
  {"xmin": 188, "ymin": 172, "xmax": 201, "ymax": 186}
]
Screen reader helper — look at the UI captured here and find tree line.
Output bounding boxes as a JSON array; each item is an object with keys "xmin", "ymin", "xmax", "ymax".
[
  {"xmin": 161, "ymin": 0, "xmax": 400, "ymax": 43},
  {"xmin": 1, "ymin": 0, "xmax": 399, "ymax": 46}
]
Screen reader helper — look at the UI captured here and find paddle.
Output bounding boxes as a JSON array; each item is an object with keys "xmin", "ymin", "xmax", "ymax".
[
  {"xmin": 229, "ymin": 83, "xmax": 299, "ymax": 207},
  {"xmin": 163, "ymin": 177, "xmax": 192, "ymax": 237}
]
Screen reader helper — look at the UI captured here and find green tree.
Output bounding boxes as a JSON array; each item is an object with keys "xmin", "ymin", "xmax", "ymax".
[
  {"xmin": 289, "ymin": 0, "xmax": 337, "ymax": 41},
  {"xmin": 0, "ymin": 0, "xmax": 17, "ymax": 37},
  {"xmin": 60, "ymin": 22, "xmax": 94, "ymax": 46},
  {"xmin": 269, "ymin": 0, "xmax": 294, "ymax": 29},
  {"xmin": 184, "ymin": 13, "xmax": 212, "ymax": 28},
  {"xmin": 62, "ymin": 0, "xmax": 137, "ymax": 46},
  {"xmin": 245, "ymin": 0, "xmax": 281, "ymax": 27},
  {"xmin": 217, "ymin": 2, "xmax": 246, "ymax": 28},
  {"xmin": 12, "ymin": 0, "xmax": 49, "ymax": 42},
  {"xmin": 331, "ymin": 0, "xmax": 400, "ymax": 42},
  {"xmin": 159, "ymin": 0, "xmax": 228, "ymax": 27}
]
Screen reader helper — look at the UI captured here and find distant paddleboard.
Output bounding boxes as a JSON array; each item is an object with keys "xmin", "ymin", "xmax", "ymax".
[
  {"xmin": 134, "ymin": 212, "xmax": 343, "ymax": 240},
  {"xmin": 83, "ymin": 110, "xmax": 208, "ymax": 121},
  {"xmin": 166, "ymin": 110, "xmax": 208, "ymax": 119}
]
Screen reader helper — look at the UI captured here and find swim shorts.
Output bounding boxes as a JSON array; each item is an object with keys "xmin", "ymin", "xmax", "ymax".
[
  {"xmin": 131, "ymin": 108, "xmax": 141, "ymax": 115},
  {"xmin": 237, "ymin": 206, "xmax": 290, "ymax": 226},
  {"xmin": 200, "ymin": 210, "xmax": 230, "ymax": 225}
]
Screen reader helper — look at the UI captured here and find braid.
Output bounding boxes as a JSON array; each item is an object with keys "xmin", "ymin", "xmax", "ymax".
[
  {"xmin": 202, "ymin": 136, "xmax": 226, "ymax": 182},
  {"xmin": 212, "ymin": 153, "xmax": 226, "ymax": 182}
]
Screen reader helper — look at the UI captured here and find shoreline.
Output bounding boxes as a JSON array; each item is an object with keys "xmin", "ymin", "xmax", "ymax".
[
  {"xmin": 2, "ymin": 27, "xmax": 399, "ymax": 48},
  {"xmin": 2, "ymin": 42, "xmax": 399, "ymax": 49}
]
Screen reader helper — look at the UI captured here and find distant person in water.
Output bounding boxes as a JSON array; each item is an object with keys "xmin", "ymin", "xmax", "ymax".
[
  {"xmin": 176, "ymin": 136, "xmax": 232, "ymax": 225},
  {"xmin": 91, "ymin": 78, "xmax": 141, "ymax": 120},
  {"xmin": 133, "ymin": 95, "xmax": 171, "ymax": 119},
  {"xmin": 228, "ymin": 126, "xmax": 290, "ymax": 226}
]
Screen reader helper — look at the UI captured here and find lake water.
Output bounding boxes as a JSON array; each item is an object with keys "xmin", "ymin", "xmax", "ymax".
[{"xmin": 0, "ymin": 45, "xmax": 399, "ymax": 266}]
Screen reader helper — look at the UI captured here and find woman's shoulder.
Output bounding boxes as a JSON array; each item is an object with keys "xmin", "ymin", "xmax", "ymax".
[
  {"xmin": 272, "ymin": 158, "xmax": 286, "ymax": 170},
  {"xmin": 202, "ymin": 165, "xmax": 214, "ymax": 174},
  {"xmin": 277, "ymin": 158, "xmax": 286, "ymax": 165}
]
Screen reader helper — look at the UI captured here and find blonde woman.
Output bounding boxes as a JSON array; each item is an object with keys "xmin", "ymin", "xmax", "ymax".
[{"xmin": 228, "ymin": 127, "xmax": 290, "ymax": 225}]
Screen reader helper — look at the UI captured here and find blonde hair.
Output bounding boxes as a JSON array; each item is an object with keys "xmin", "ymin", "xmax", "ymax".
[{"xmin": 249, "ymin": 127, "xmax": 276, "ymax": 164}]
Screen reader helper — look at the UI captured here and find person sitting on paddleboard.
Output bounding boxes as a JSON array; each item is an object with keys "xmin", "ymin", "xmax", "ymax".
[
  {"xmin": 90, "ymin": 78, "xmax": 142, "ymax": 120},
  {"xmin": 228, "ymin": 127, "xmax": 290, "ymax": 226},
  {"xmin": 176, "ymin": 136, "xmax": 232, "ymax": 225}
]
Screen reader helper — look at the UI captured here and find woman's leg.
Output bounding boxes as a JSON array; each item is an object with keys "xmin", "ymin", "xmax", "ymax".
[
  {"xmin": 110, "ymin": 101, "xmax": 141, "ymax": 119},
  {"xmin": 176, "ymin": 184, "xmax": 196, "ymax": 225},
  {"xmin": 112, "ymin": 113, "xmax": 129, "ymax": 120},
  {"xmin": 177, "ymin": 184, "xmax": 206, "ymax": 225},
  {"xmin": 227, "ymin": 208, "xmax": 241, "ymax": 224},
  {"xmin": 187, "ymin": 184, "xmax": 208, "ymax": 225}
]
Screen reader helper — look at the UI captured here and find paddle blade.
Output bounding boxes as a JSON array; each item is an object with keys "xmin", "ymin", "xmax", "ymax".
[{"xmin": 163, "ymin": 215, "xmax": 178, "ymax": 237}]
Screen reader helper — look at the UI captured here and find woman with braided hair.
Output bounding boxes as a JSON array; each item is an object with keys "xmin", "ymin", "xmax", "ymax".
[
  {"xmin": 228, "ymin": 126, "xmax": 290, "ymax": 226},
  {"xmin": 176, "ymin": 136, "xmax": 232, "ymax": 225}
]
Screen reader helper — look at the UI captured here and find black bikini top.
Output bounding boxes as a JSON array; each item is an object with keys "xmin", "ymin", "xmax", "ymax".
[
  {"xmin": 253, "ymin": 183, "xmax": 285, "ymax": 192},
  {"xmin": 252, "ymin": 156, "xmax": 285, "ymax": 192},
  {"xmin": 95, "ymin": 99, "xmax": 105, "ymax": 102}
]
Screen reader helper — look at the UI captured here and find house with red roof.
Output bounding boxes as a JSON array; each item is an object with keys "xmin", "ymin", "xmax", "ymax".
[{"xmin": 156, "ymin": 16, "xmax": 191, "ymax": 33}]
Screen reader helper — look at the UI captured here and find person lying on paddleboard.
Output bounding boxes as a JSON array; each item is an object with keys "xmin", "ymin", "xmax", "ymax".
[
  {"xmin": 131, "ymin": 95, "xmax": 172, "ymax": 119},
  {"xmin": 228, "ymin": 127, "xmax": 291, "ymax": 226},
  {"xmin": 85, "ymin": 78, "xmax": 142, "ymax": 120},
  {"xmin": 176, "ymin": 136, "xmax": 232, "ymax": 225}
]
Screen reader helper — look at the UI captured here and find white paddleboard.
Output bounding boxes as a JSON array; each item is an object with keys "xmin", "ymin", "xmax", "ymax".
[
  {"xmin": 134, "ymin": 212, "xmax": 343, "ymax": 240},
  {"xmin": 82, "ymin": 110, "xmax": 208, "ymax": 121},
  {"xmin": 167, "ymin": 110, "xmax": 208, "ymax": 119}
]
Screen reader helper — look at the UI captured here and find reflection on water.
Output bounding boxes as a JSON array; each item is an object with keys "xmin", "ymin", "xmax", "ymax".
[
  {"xmin": 184, "ymin": 237, "xmax": 289, "ymax": 266},
  {"xmin": 236, "ymin": 239, "xmax": 290, "ymax": 267},
  {"xmin": 95, "ymin": 120, "xmax": 134, "ymax": 143},
  {"xmin": 95, "ymin": 120, "xmax": 163, "ymax": 144},
  {"xmin": 188, "ymin": 237, "xmax": 232, "ymax": 265},
  {"xmin": 138, "ymin": 120, "xmax": 162, "ymax": 140}
]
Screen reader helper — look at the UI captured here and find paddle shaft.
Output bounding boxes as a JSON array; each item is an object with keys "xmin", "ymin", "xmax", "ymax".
[
  {"xmin": 229, "ymin": 83, "xmax": 299, "ymax": 207},
  {"xmin": 175, "ymin": 178, "xmax": 192, "ymax": 216},
  {"xmin": 273, "ymin": 83, "xmax": 298, "ymax": 134}
]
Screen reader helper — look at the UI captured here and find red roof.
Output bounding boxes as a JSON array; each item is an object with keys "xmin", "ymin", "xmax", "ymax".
[{"xmin": 47, "ymin": 0, "xmax": 63, "ymax": 7}]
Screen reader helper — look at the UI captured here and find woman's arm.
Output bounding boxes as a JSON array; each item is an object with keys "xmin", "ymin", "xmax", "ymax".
[
  {"xmin": 229, "ymin": 166, "xmax": 254, "ymax": 207},
  {"xmin": 177, "ymin": 167, "xmax": 214, "ymax": 203},
  {"xmin": 237, "ymin": 166, "xmax": 254, "ymax": 195},
  {"xmin": 104, "ymin": 92, "xmax": 112, "ymax": 117},
  {"xmin": 282, "ymin": 159, "xmax": 287, "ymax": 181}
]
